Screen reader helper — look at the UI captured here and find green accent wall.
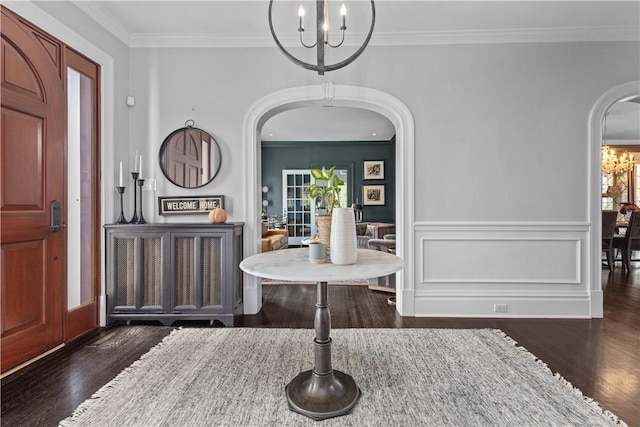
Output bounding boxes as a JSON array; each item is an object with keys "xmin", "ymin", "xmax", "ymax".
[{"xmin": 261, "ymin": 139, "xmax": 395, "ymax": 224}]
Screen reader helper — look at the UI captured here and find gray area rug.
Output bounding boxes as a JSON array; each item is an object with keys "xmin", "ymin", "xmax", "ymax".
[{"xmin": 60, "ymin": 328, "xmax": 625, "ymax": 427}]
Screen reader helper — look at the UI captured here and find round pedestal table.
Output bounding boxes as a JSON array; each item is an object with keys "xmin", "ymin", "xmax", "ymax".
[{"xmin": 240, "ymin": 248, "xmax": 404, "ymax": 421}]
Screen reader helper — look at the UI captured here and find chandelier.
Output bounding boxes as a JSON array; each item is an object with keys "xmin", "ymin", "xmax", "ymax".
[
  {"xmin": 268, "ymin": 0, "xmax": 375, "ymax": 75},
  {"xmin": 602, "ymin": 145, "xmax": 635, "ymax": 175},
  {"xmin": 601, "ymin": 112, "xmax": 635, "ymax": 175}
]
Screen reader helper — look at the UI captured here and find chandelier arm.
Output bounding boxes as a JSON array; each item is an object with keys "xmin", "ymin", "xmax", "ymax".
[
  {"xmin": 268, "ymin": 0, "xmax": 376, "ymax": 75},
  {"xmin": 326, "ymin": 29, "xmax": 346, "ymax": 49},
  {"xmin": 268, "ymin": 0, "xmax": 322, "ymax": 73},
  {"xmin": 322, "ymin": 0, "xmax": 375, "ymax": 73},
  {"xmin": 299, "ymin": 30, "xmax": 317, "ymax": 49}
]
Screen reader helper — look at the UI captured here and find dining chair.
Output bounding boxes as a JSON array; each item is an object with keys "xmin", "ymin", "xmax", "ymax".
[
  {"xmin": 613, "ymin": 210, "xmax": 640, "ymax": 271},
  {"xmin": 602, "ymin": 210, "xmax": 618, "ymax": 271}
]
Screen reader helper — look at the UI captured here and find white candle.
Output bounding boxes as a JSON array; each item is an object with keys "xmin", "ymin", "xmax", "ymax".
[
  {"xmin": 298, "ymin": 4, "xmax": 304, "ymax": 30},
  {"xmin": 134, "ymin": 150, "xmax": 139, "ymax": 172},
  {"xmin": 139, "ymin": 155, "xmax": 143, "ymax": 178},
  {"xmin": 119, "ymin": 162, "xmax": 123, "ymax": 186}
]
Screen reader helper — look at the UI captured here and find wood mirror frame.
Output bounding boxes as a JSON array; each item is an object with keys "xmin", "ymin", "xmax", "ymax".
[{"xmin": 159, "ymin": 124, "xmax": 221, "ymax": 188}]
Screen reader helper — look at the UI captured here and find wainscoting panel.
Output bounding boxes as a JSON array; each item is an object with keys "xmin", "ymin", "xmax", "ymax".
[
  {"xmin": 412, "ymin": 222, "xmax": 592, "ymax": 318},
  {"xmin": 421, "ymin": 238, "xmax": 580, "ymax": 284}
]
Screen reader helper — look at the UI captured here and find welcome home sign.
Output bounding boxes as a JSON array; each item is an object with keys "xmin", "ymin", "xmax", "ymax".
[{"xmin": 158, "ymin": 196, "xmax": 224, "ymax": 215}]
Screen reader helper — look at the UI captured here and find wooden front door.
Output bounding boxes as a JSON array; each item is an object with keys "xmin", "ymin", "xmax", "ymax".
[{"xmin": 1, "ymin": 8, "xmax": 66, "ymax": 372}]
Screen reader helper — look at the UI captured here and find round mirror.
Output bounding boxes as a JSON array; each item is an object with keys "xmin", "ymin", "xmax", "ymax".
[{"xmin": 159, "ymin": 124, "xmax": 221, "ymax": 188}]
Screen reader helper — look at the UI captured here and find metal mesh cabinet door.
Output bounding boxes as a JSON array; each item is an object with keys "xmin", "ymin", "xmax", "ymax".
[
  {"xmin": 171, "ymin": 233, "xmax": 224, "ymax": 312},
  {"xmin": 173, "ymin": 235, "xmax": 197, "ymax": 309},
  {"xmin": 106, "ymin": 229, "xmax": 165, "ymax": 318},
  {"xmin": 201, "ymin": 235, "xmax": 223, "ymax": 308},
  {"xmin": 110, "ymin": 235, "xmax": 137, "ymax": 311},
  {"xmin": 139, "ymin": 235, "xmax": 164, "ymax": 310}
]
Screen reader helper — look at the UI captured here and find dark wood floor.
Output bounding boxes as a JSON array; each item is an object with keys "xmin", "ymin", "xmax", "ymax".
[{"xmin": 2, "ymin": 271, "xmax": 639, "ymax": 427}]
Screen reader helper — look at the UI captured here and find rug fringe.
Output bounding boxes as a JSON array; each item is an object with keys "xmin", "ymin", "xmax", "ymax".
[
  {"xmin": 59, "ymin": 328, "xmax": 183, "ymax": 427},
  {"xmin": 491, "ymin": 329, "xmax": 628, "ymax": 427}
]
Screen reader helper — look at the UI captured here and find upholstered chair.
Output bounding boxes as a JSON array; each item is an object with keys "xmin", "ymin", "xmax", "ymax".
[{"xmin": 366, "ymin": 236, "xmax": 396, "ymax": 290}]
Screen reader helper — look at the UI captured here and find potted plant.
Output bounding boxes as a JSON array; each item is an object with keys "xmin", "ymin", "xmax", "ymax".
[{"xmin": 307, "ymin": 166, "xmax": 345, "ymax": 246}]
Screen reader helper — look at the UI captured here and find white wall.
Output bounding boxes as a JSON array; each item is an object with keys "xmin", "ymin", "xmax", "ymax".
[
  {"xmin": 126, "ymin": 42, "xmax": 638, "ymax": 318},
  {"xmin": 15, "ymin": 1, "xmax": 640, "ymax": 318},
  {"xmin": 128, "ymin": 43, "xmax": 639, "ymax": 221}
]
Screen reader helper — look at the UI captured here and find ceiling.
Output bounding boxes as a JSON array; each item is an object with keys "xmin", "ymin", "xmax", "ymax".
[
  {"xmin": 605, "ymin": 97, "xmax": 640, "ymax": 143},
  {"xmin": 65, "ymin": 0, "xmax": 640, "ymax": 142}
]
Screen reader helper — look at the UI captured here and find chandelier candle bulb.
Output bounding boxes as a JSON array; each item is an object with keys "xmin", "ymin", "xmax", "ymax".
[
  {"xmin": 340, "ymin": 4, "xmax": 346, "ymax": 29},
  {"xmin": 298, "ymin": 4, "xmax": 304, "ymax": 30}
]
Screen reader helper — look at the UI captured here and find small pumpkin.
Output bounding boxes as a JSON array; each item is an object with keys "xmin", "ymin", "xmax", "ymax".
[{"xmin": 209, "ymin": 207, "xmax": 228, "ymax": 223}]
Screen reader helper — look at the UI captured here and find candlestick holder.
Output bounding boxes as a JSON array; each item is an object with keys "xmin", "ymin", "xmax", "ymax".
[
  {"xmin": 134, "ymin": 179, "xmax": 147, "ymax": 224},
  {"xmin": 129, "ymin": 172, "xmax": 139, "ymax": 223},
  {"xmin": 115, "ymin": 186, "xmax": 127, "ymax": 224}
]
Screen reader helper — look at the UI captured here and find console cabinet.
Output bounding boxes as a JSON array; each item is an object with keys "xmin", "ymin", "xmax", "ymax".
[{"xmin": 104, "ymin": 223, "xmax": 243, "ymax": 326}]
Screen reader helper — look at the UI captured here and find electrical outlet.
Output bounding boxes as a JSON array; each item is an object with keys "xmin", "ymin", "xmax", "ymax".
[{"xmin": 494, "ymin": 304, "xmax": 508, "ymax": 313}]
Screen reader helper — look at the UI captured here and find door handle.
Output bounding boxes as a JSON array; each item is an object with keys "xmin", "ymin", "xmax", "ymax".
[{"xmin": 49, "ymin": 200, "xmax": 66, "ymax": 232}]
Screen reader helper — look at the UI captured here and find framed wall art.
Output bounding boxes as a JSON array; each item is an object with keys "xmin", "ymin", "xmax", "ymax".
[
  {"xmin": 363, "ymin": 160, "xmax": 384, "ymax": 180},
  {"xmin": 363, "ymin": 185, "xmax": 385, "ymax": 205}
]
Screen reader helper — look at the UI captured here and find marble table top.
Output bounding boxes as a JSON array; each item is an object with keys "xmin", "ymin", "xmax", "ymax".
[{"xmin": 240, "ymin": 248, "xmax": 404, "ymax": 282}]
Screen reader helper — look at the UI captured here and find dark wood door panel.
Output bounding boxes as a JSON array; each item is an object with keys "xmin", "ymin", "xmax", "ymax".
[
  {"xmin": 1, "ymin": 107, "xmax": 45, "ymax": 210},
  {"xmin": 1, "ymin": 240, "xmax": 45, "ymax": 334},
  {"xmin": 1, "ymin": 37, "xmax": 44, "ymax": 100},
  {"xmin": 1, "ymin": 7, "xmax": 65, "ymax": 372},
  {"xmin": 0, "ymin": 238, "xmax": 62, "ymax": 370}
]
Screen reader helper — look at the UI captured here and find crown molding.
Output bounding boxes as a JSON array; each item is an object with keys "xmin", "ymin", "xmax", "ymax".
[
  {"xmin": 129, "ymin": 26, "xmax": 639, "ymax": 49},
  {"xmin": 129, "ymin": 34, "xmax": 274, "ymax": 49},
  {"xmin": 69, "ymin": 1, "xmax": 638, "ymax": 49},
  {"xmin": 373, "ymin": 26, "xmax": 640, "ymax": 46},
  {"xmin": 72, "ymin": 1, "xmax": 131, "ymax": 46}
]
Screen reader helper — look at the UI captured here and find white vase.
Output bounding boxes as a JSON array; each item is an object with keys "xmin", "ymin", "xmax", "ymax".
[{"xmin": 330, "ymin": 207, "xmax": 358, "ymax": 265}]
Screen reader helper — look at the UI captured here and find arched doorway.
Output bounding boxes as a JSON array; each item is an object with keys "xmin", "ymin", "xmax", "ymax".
[
  {"xmin": 590, "ymin": 80, "xmax": 640, "ymax": 317},
  {"xmin": 243, "ymin": 83, "xmax": 415, "ymax": 316}
]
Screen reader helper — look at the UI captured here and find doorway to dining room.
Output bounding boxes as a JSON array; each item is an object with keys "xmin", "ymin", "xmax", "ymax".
[{"xmin": 592, "ymin": 81, "xmax": 639, "ymax": 314}]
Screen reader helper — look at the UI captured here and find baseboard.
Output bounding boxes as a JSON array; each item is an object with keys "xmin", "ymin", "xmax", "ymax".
[
  {"xmin": 590, "ymin": 290, "xmax": 604, "ymax": 318},
  {"xmin": 414, "ymin": 294, "xmax": 593, "ymax": 318}
]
